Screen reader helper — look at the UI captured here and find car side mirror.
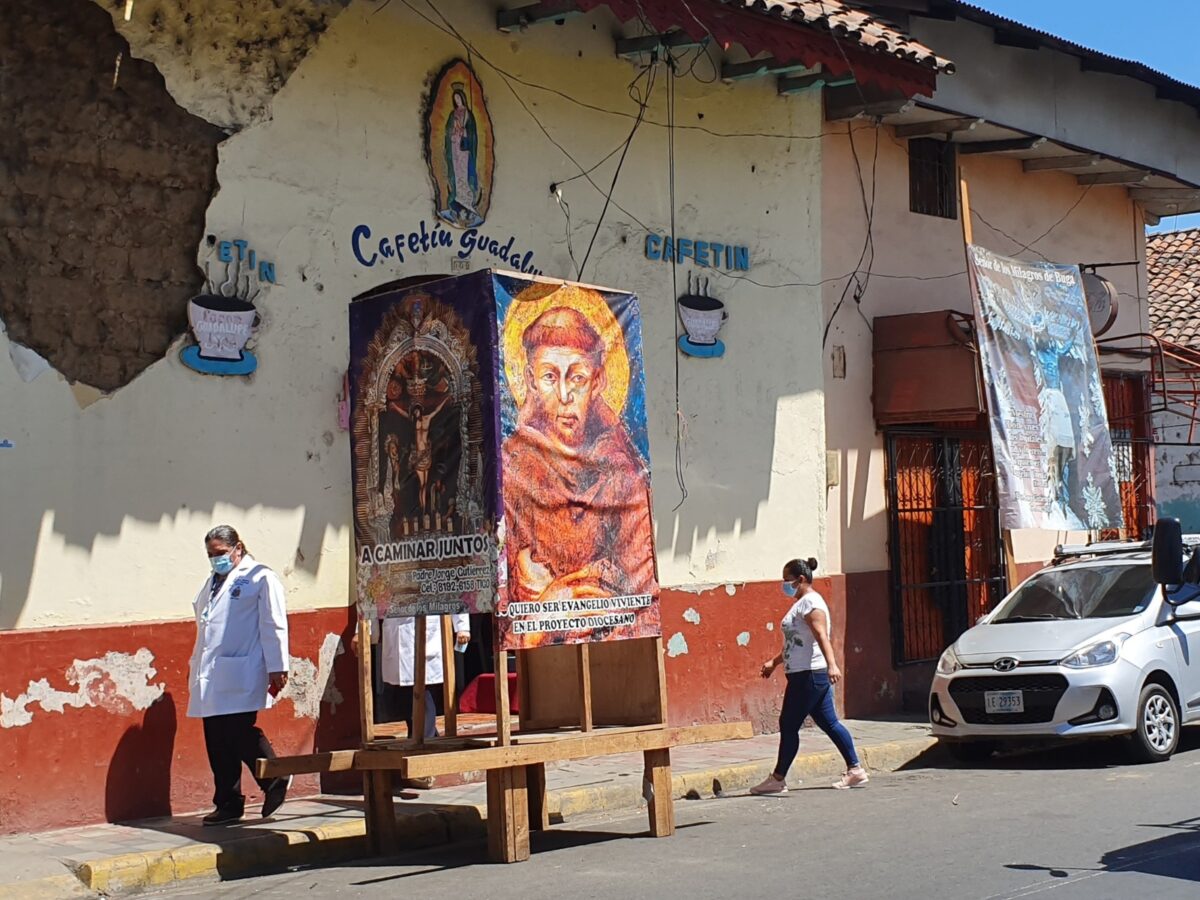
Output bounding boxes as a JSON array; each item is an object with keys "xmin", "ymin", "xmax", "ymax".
[{"xmin": 1153, "ymin": 517, "xmax": 1184, "ymax": 586}]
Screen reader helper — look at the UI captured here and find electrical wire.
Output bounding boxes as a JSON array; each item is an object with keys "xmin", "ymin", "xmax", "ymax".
[
  {"xmin": 554, "ymin": 190, "xmax": 581, "ymax": 279},
  {"xmin": 408, "ymin": 0, "xmax": 654, "ymax": 233},
  {"xmin": 823, "ymin": 121, "xmax": 880, "ymax": 347},
  {"xmin": 579, "ymin": 61, "xmax": 658, "ymax": 279},
  {"xmin": 393, "ymin": 0, "xmax": 824, "ymax": 142},
  {"xmin": 666, "ymin": 55, "xmax": 688, "ymax": 511}
]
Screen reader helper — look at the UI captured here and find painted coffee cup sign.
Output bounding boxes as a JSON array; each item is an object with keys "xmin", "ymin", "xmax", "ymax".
[
  {"xmin": 180, "ymin": 238, "xmax": 273, "ymax": 377},
  {"xmin": 189, "ymin": 295, "xmax": 256, "ymax": 356},
  {"xmin": 425, "ymin": 59, "xmax": 494, "ymax": 230}
]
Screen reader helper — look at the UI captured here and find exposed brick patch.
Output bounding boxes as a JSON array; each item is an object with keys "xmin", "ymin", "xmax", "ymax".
[{"xmin": 0, "ymin": 0, "xmax": 223, "ymax": 391}]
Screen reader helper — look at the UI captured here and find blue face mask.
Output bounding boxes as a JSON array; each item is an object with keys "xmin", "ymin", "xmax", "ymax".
[
  {"xmin": 210, "ymin": 553, "xmax": 235, "ymax": 576},
  {"xmin": 781, "ymin": 581, "xmax": 798, "ymax": 598}
]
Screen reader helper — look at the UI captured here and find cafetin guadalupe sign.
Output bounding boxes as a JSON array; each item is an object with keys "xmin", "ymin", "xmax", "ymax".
[
  {"xmin": 966, "ymin": 245, "xmax": 1124, "ymax": 532},
  {"xmin": 181, "ymin": 239, "xmax": 276, "ymax": 377}
]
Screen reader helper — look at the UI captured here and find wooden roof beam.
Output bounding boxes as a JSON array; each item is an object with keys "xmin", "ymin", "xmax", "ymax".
[
  {"xmin": 957, "ymin": 136, "xmax": 1047, "ymax": 155},
  {"xmin": 826, "ymin": 96, "xmax": 915, "ymax": 122},
  {"xmin": 1022, "ymin": 154, "xmax": 1102, "ymax": 172},
  {"xmin": 722, "ymin": 57, "xmax": 814, "ymax": 83},
  {"xmin": 497, "ymin": 2, "xmax": 581, "ymax": 32},
  {"xmin": 1077, "ymin": 171, "xmax": 1152, "ymax": 186},
  {"xmin": 1130, "ymin": 188, "xmax": 1200, "ymax": 203},
  {"xmin": 778, "ymin": 71, "xmax": 855, "ymax": 95},
  {"xmin": 894, "ymin": 116, "xmax": 984, "ymax": 139},
  {"xmin": 616, "ymin": 30, "xmax": 704, "ymax": 58},
  {"xmin": 994, "ymin": 30, "xmax": 1041, "ymax": 50}
]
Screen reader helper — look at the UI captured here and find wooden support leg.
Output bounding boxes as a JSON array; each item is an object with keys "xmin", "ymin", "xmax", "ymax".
[
  {"xmin": 643, "ymin": 748, "xmax": 675, "ymax": 838},
  {"xmin": 495, "ymin": 648, "xmax": 512, "ymax": 746},
  {"xmin": 526, "ymin": 763, "xmax": 550, "ymax": 831},
  {"xmin": 357, "ymin": 618, "xmax": 376, "ymax": 743},
  {"xmin": 576, "ymin": 644, "xmax": 593, "ymax": 732},
  {"xmin": 364, "ymin": 770, "xmax": 397, "ymax": 856},
  {"xmin": 413, "ymin": 615, "xmax": 428, "ymax": 745},
  {"xmin": 486, "ymin": 765, "xmax": 530, "ymax": 863},
  {"xmin": 441, "ymin": 614, "xmax": 458, "ymax": 738}
]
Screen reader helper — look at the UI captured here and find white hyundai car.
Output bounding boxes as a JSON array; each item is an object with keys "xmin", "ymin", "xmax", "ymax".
[{"xmin": 930, "ymin": 522, "xmax": 1200, "ymax": 763}]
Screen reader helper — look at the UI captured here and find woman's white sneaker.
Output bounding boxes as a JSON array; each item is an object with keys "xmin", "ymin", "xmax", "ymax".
[
  {"xmin": 832, "ymin": 767, "xmax": 869, "ymax": 790},
  {"xmin": 750, "ymin": 774, "xmax": 788, "ymax": 795}
]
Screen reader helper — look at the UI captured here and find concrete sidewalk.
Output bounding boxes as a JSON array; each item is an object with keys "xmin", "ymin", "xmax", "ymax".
[{"xmin": 0, "ymin": 718, "xmax": 936, "ymax": 898}]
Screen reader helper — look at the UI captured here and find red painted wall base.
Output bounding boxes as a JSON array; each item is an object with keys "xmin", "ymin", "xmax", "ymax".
[{"xmin": 1, "ymin": 574, "xmax": 919, "ymax": 834}]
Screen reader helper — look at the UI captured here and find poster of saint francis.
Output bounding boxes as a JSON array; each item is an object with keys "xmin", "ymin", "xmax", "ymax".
[
  {"xmin": 348, "ymin": 270, "xmax": 661, "ymax": 649},
  {"xmin": 966, "ymin": 245, "xmax": 1124, "ymax": 532}
]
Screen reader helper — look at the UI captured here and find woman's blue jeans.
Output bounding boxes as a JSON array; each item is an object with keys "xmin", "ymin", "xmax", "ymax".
[{"xmin": 774, "ymin": 669, "xmax": 860, "ymax": 777}]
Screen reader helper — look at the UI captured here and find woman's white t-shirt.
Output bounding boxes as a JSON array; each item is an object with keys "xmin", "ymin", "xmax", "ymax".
[{"xmin": 781, "ymin": 591, "xmax": 830, "ymax": 673}]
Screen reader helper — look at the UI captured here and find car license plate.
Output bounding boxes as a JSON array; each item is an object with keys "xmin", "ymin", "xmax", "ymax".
[{"xmin": 984, "ymin": 690, "xmax": 1024, "ymax": 714}]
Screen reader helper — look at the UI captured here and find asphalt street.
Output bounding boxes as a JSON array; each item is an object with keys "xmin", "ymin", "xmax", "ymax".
[{"xmin": 150, "ymin": 735, "xmax": 1200, "ymax": 900}]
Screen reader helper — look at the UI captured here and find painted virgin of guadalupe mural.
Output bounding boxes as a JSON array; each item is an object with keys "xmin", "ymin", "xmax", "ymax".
[{"xmin": 425, "ymin": 60, "xmax": 494, "ymax": 229}]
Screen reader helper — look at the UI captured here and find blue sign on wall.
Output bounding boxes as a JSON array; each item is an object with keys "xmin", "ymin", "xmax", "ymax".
[{"xmin": 645, "ymin": 233, "xmax": 750, "ymax": 271}]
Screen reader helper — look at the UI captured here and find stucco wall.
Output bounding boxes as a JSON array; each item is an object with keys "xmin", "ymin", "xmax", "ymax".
[
  {"xmin": 910, "ymin": 16, "xmax": 1200, "ymax": 187},
  {"xmin": 1154, "ymin": 410, "xmax": 1200, "ymax": 533},
  {"xmin": 0, "ymin": 0, "xmax": 826, "ymax": 631},
  {"xmin": 821, "ymin": 121, "xmax": 1150, "ymax": 579}
]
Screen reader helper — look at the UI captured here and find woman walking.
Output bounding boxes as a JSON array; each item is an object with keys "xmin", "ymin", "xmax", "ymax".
[
  {"xmin": 751, "ymin": 557, "xmax": 868, "ymax": 794},
  {"xmin": 188, "ymin": 526, "xmax": 291, "ymax": 825}
]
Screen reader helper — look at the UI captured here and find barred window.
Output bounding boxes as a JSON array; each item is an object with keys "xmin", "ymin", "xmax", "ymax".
[{"xmin": 909, "ymin": 138, "xmax": 958, "ymax": 219}]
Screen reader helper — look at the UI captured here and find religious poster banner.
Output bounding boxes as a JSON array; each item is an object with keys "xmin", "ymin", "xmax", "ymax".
[
  {"xmin": 966, "ymin": 245, "xmax": 1124, "ymax": 531},
  {"xmin": 425, "ymin": 59, "xmax": 494, "ymax": 230},
  {"xmin": 493, "ymin": 273, "xmax": 661, "ymax": 650},
  {"xmin": 349, "ymin": 274, "xmax": 501, "ymax": 618}
]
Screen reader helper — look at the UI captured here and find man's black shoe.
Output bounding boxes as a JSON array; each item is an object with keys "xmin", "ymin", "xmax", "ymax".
[
  {"xmin": 202, "ymin": 806, "xmax": 244, "ymax": 827},
  {"xmin": 261, "ymin": 775, "xmax": 291, "ymax": 818}
]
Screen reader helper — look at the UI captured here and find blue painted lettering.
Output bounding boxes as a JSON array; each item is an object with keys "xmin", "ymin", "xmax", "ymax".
[
  {"xmin": 218, "ymin": 241, "xmax": 233, "ymax": 263},
  {"xmin": 352, "ymin": 225, "xmax": 376, "ymax": 266},
  {"xmin": 663, "ymin": 238, "xmax": 675, "ymax": 263},
  {"xmin": 232, "ymin": 239, "xmax": 248, "ymax": 261},
  {"xmin": 645, "ymin": 234, "xmax": 662, "ymax": 261},
  {"xmin": 380, "ymin": 239, "xmax": 395, "ymax": 260},
  {"xmin": 408, "ymin": 233, "xmax": 421, "ymax": 255},
  {"xmin": 677, "ymin": 238, "xmax": 693, "ymax": 261},
  {"xmin": 709, "ymin": 242, "xmax": 724, "ymax": 266},
  {"xmin": 735, "ymin": 247, "xmax": 750, "ymax": 270},
  {"xmin": 459, "ymin": 228, "xmax": 478, "ymax": 259},
  {"xmin": 259, "ymin": 262, "xmax": 275, "ymax": 283}
]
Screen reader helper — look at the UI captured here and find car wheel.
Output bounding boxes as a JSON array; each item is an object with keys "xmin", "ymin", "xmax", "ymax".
[
  {"xmin": 1129, "ymin": 684, "xmax": 1180, "ymax": 763},
  {"xmin": 941, "ymin": 739, "xmax": 997, "ymax": 764}
]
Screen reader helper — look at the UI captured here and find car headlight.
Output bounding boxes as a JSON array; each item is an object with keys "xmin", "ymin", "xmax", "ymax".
[
  {"xmin": 937, "ymin": 646, "xmax": 961, "ymax": 675},
  {"xmin": 1060, "ymin": 634, "xmax": 1131, "ymax": 669}
]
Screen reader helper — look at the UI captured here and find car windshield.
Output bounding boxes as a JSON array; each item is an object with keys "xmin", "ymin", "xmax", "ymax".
[{"xmin": 993, "ymin": 564, "xmax": 1157, "ymax": 622}]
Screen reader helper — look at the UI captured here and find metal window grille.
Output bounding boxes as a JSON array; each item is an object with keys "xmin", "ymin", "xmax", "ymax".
[
  {"xmin": 886, "ymin": 430, "xmax": 1007, "ymax": 665},
  {"xmin": 908, "ymin": 138, "xmax": 958, "ymax": 220},
  {"xmin": 1101, "ymin": 372, "xmax": 1155, "ymax": 539}
]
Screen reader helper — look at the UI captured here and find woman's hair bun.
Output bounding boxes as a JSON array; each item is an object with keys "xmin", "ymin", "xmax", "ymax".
[{"xmin": 806, "ymin": 557, "xmax": 819, "ymax": 572}]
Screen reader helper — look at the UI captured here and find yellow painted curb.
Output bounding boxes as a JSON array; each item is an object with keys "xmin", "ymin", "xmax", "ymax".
[{"xmin": 46, "ymin": 737, "xmax": 936, "ymax": 897}]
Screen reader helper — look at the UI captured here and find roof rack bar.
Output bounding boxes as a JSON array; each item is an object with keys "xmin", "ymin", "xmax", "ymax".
[{"xmin": 1054, "ymin": 540, "xmax": 1151, "ymax": 560}]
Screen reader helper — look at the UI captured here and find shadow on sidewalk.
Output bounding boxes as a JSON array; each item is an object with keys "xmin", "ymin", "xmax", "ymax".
[
  {"xmin": 1005, "ymin": 815, "xmax": 1200, "ymax": 887},
  {"xmin": 897, "ymin": 729, "xmax": 1200, "ymax": 773},
  {"xmin": 338, "ymin": 821, "xmax": 716, "ymax": 885}
]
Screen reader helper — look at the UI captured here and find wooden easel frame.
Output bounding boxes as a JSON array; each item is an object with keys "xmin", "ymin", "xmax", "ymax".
[
  {"xmin": 279, "ymin": 613, "xmax": 747, "ymax": 863},
  {"xmin": 357, "ymin": 613, "xmax": 461, "ymax": 746}
]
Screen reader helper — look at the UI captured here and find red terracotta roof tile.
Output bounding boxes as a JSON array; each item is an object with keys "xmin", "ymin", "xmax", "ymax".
[{"xmin": 1149, "ymin": 228, "xmax": 1200, "ymax": 348}]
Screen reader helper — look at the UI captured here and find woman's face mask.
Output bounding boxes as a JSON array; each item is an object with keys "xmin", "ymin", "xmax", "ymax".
[
  {"xmin": 781, "ymin": 581, "xmax": 799, "ymax": 598},
  {"xmin": 210, "ymin": 553, "xmax": 235, "ymax": 576}
]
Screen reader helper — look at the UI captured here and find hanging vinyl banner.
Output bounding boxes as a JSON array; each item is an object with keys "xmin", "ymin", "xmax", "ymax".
[{"xmin": 967, "ymin": 245, "xmax": 1124, "ymax": 531}]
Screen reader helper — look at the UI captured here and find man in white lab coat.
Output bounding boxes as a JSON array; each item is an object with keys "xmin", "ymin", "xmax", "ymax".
[
  {"xmin": 188, "ymin": 526, "xmax": 291, "ymax": 826},
  {"xmin": 376, "ymin": 614, "xmax": 470, "ymax": 741}
]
